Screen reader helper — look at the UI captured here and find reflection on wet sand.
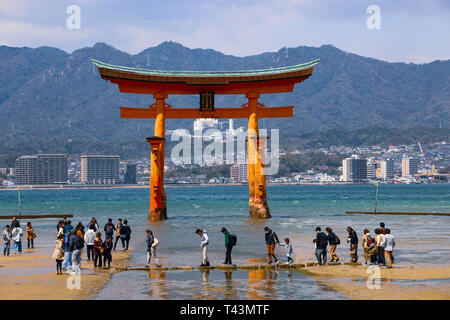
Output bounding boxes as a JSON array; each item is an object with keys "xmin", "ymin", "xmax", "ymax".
[
  {"xmin": 248, "ymin": 269, "xmax": 279, "ymax": 299},
  {"xmin": 224, "ymin": 271, "xmax": 233, "ymax": 299},
  {"xmin": 200, "ymin": 269, "xmax": 211, "ymax": 299},
  {"xmin": 147, "ymin": 270, "xmax": 168, "ymax": 300}
]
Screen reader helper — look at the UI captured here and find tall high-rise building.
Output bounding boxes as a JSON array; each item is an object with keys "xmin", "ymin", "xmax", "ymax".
[
  {"xmin": 380, "ymin": 159, "xmax": 395, "ymax": 180},
  {"xmin": 401, "ymin": 156, "xmax": 418, "ymax": 177},
  {"xmin": 230, "ymin": 162, "xmax": 248, "ymax": 182},
  {"xmin": 366, "ymin": 158, "xmax": 377, "ymax": 180},
  {"xmin": 15, "ymin": 154, "xmax": 67, "ymax": 185},
  {"xmin": 81, "ymin": 155, "xmax": 120, "ymax": 184},
  {"xmin": 124, "ymin": 163, "xmax": 137, "ymax": 184},
  {"xmin": 342, "ymin": 155, "xmax": 367, "ymax": 182}
]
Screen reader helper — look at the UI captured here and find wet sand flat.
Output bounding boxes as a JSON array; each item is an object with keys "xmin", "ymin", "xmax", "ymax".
[
  {"xmin": 324, "ymin": 278, "xmax": 450, "ymax": 300},
  {"xmin": 300, "ymin": 263, "xmax": 450, "ymax": 300},
  {"xmin": 0, "ymin": 247, "xmax": 132, "ymax": 300}
]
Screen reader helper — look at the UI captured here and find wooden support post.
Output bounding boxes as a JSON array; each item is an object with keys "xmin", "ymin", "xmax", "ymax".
[
  {"xmin": 247, "ymin": 93, "xmax": 271, "ymax": 219},
  {"xmin": 147, "ymin": 93, "xmax": 168, "ymax": 220}
]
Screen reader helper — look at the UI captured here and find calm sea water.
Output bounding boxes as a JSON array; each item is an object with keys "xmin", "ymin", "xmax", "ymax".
[{"xmin": 1, "ymin": 184, "xmax": 449, "ymax": 299}]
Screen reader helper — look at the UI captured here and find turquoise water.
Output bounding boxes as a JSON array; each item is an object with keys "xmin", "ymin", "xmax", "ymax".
[{"xmin": 1, "ymin": 184, "xmax": 449, "ymax": 299}]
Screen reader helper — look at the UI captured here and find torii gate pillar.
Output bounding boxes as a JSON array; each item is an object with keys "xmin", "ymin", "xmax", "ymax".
[
  {"xmin": 146, "ymin": 93, "xmax": 168, "ymax": 220},
  {"xmin": 247, "ymin": 93, "xmax": 271, "ymax": 219}
]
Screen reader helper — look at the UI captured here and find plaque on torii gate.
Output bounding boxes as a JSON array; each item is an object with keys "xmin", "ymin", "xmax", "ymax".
[{"xmin": 92, "ymin": 58, "xmax": 319, "ymax": 220}]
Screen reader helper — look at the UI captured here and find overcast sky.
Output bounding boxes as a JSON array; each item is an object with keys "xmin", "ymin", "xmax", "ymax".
[{"xmin": 1, "ymin": 0, "xmax": 449, "ymax": 63}]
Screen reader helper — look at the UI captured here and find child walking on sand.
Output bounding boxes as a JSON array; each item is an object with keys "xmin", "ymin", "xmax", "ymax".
[
  {"xmin": 279, "ymin": 238, "xmax": 294, "ymax": 264},
  {"xmin": 103, "ymin": 236, "xmax": 113, "ymax": 268},
  {"xmin": 52, "ymin": 234, "xmax": 65, "ymax": 275},
  {"xmin": 2, "ymin": 225, "xmax": 12, "ymax": 256}
]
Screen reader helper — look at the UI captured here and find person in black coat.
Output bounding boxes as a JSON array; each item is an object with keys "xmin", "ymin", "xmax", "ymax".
[
  {"xmin": 120, "ymin": 220, "xmax": 131, "ymax": 251},
  {"xmin": 326, "ymin": 227, "xmax": 340, "ymax": 263},
  {"xmin": 314, "ymin": 227, "xmax": 328, "ymax": 265},
  {"xmin": 347, "ymin": 226, "xmax": 358, "ymax": 262}
]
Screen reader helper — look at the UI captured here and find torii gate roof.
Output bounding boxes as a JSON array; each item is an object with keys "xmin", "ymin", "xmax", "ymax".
[{"xmin": 92, "ymin": 59, "xmax": 319, "ymax": 95}]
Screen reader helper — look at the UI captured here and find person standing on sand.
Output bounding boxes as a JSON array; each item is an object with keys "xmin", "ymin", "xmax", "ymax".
[
  {"xmin": 196, "ymin": 229, "xmax": 210, "ymax": 267},
  {"xmin": 26, "ymin": 222, "xmax": 36, "ymax": 249},
  {"xmin": 379, "ymin": 222, "xmax": 386, "ymax": 234},
  {"xmin": 381, "ymin": 229, "xmax": 396, "ymax": 268},
  {"xmin": 57, "ymin": 218, "xmax": 67, "ymax": 232},
  {"xmin": 104, "ymin": 218, "xmax": 115, "ymax": 241},
  {"xmin": 380, "ymin": 222, "xmax": 395, "ymax": 263},
  {"xmin": 11, "ymin": 217, "xmax": 20, "ymax": 229},
  {"xmin": 114, "ymin": 218, "xmax": 123, "ymax": 250},
  {"xmin": 362, "ymin": 229, "xmax": 371, "ymax": 265},
  {"xmin": 2, "ymin": 225, "xmax": 12, "ymax": 256},
  {"xmin": 279, "ymin": 238, "xmax": 294, "ymax": 264},
  {"xmin": 69, "ymin": 229, "xmax": 84, "ymax": 273},
  {"xmin": 87, "ymin": 217, "xmax": 99, "ymax": 233},
  {"xmin": 62, "ymin": 236, "xmax": 72, "ymax": 272},
  {"xmin": 84, "ymin": 225, "xmax": 96, "ymax": 261},
  {"xmin": 121, "ymin": 220, "xmax": 131, "ymax": 251},
  {"xmin": 221, "ymin": 227, "xmax": 236, "ymax": 265},
  {"xmin": 11, "ymin": 225, "xmax": 24, "ymax": 254},
  {"xmin": 64, "ymin": 220, "xmax": 73, "ymax": 236},
  {"xmin": 264, "ymin": 227, "xmax": 280, "ymax": 265},
  {"xmin": 76, "ymin": 222, "xmax": 85, "ymax": 236},
  {"xmin": 57, "ymin": 220, "xmax": 65, "ymax": 237},
  {"xmin": 314, "ymin": 227, "xmax": 328, "ymax": 265},
  {"xmin": 62, "ymin": 220, "xmax": 73, "ymax": 272},
  {"xmin": 52, "ymin": 234, "xmax": 65, "ymax": 275},
  {"xmin": 346, "ymin": 226, "xmax": 358, "ymax": 263},
  {"xmin": 325, "ymin": 227, "xmax": 340, "ymax": 263},
  {"xmin": 93, "ymin": 232, "xmax": 104, "ymax": 268},
  {"xmin": 375, "ymin": 228, "xmax": 386, "ymax": 266}
]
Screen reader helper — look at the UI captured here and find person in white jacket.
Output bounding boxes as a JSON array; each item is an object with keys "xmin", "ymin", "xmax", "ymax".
[
  {"xmin": 84, "ymin": 226, "xmax": 96, "ymax": 261},
  {"xmin": 11, "ymin": 226, "xmax": 24, "ymax": 254},
  {"xmin": 196, "ymin": 229, "xmax": 210, "ymax": 267},
  {"xmin": 381, "ymin": 229, "xmax": 396, "ymax": 268}
]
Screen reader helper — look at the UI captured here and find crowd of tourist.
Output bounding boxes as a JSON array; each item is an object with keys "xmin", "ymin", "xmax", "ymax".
[
  {"xmin": 2, "ymin": 216, "xmax": 396, "ymax": 273},
  {"xmin": 1, "ymin": 217, "xmax": 37, "ymax": 256},
  {"xmin": 312, "ymin": 222, "xmax": 396, "ymax": 268},
  {"xmin": 52, "ymin": 217, "xmax": 132, "ymax": 274}
]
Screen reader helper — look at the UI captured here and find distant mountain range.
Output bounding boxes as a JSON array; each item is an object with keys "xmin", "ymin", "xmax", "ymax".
[{"xmin": 0, "ymin": 41, "xmax": 449, "ymax": 159}]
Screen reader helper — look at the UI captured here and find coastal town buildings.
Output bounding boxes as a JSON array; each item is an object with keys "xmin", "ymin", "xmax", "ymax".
[
  {"xmin": 342, "ymin": 155, "xmax": 367, "ymax": 182},
  {"xmin": 380, "ymin": 159, "xmax": 395, "ymax": 180},
  {"xmin": 15, "ymin": 154, "xmax": 67, "ymax": 185},
  {"xmin": 402, "ymin": 156, "xmax": 419, "ymax": 177},
  {"xmin": 230, "ymin": 162, "xmax": 248, "ymax": 182},
  {"xmin": 124, "ymin": 163, "xmax": 137, "ymax": 184},
  {"xmin": 81, "ymin": 155, "xmax": 120, "ymax": 184}
]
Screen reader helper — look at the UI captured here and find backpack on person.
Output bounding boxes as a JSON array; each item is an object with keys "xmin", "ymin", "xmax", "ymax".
[
  {"xmin": 335, "ymin": 235, "xmax": 341, "ymax": 245},
  {"xmin": 152, "ymin": 237, "xmax": 159, "ymax": 248},
  {"xmin": 105, "ymin": 224, "xmax": 114, "ymax": 236},
  {"xmin": 367, "ymin": 237, "xmax": 376, "ymax": 247},
  {"xmin": 230, "ymin": 234, "xmax": 237, "ymax": 246}
]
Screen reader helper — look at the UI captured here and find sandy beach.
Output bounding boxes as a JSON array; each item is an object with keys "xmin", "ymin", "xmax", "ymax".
[
  {"xmin": 298, "ymin": 263, "xmax": 450, "ymax": 300},
  {"xmin": 0, "ymin": 246, "xmax": 132, "ymax": 300}
]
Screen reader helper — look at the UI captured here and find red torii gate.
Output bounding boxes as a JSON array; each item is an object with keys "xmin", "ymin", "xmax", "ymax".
[{"xmin": 93, "ymin": 58, "xmax": 318, "ymax": 220}]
